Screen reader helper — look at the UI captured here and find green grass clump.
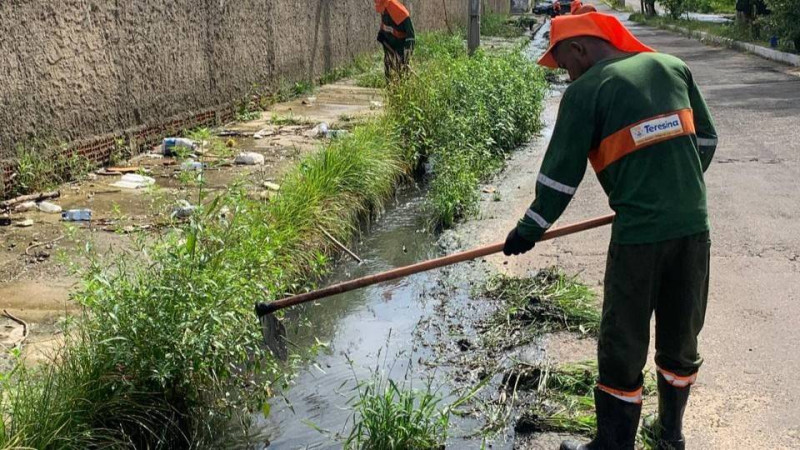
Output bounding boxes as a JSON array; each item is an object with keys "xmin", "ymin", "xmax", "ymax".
[
  {"xmin": 388, "ymin": 33, "xmax": 546, "ymax": 227},
  {"xmin": 345, "ymin": 375, "xmax": 450, "ymax": 449},
  {"xmin": 11, "ymin": 144, "xmax": 94, "ymax": 197},
  {"xmin": 483, "ymin": 269, "xmax": 601, "ymax": 346},
  {"xmin": 481, "ymin": 13, "xmax": 526, "ymax": 38}
]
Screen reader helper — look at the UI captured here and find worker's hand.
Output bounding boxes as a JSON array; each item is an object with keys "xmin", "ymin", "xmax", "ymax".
[{"xmin": 503, "ymin": 227, "xmax": 536, "ymax": 256}]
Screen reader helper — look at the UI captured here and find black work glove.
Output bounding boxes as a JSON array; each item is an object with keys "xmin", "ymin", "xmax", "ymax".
[{"xmin": 503, "ymin": 227, "xmax": 536, "ymax": 256}]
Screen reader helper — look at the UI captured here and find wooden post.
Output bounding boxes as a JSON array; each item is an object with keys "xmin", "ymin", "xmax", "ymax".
[{"xmin": 468, "ymin": 0, "xmax": 481, "ymax": 55}]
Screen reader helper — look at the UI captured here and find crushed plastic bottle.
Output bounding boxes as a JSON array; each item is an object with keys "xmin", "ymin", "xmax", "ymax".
[
  {"xmin": 181, "ymin": 160, "xmax": 206, "ymax": 171},
  {"xmin": 61, "ymin": 209, "xmax": 92, "ymax": 222},
  {"xmin": 162, "ymin": 138, "xmax": 197, "ymax": 156}
]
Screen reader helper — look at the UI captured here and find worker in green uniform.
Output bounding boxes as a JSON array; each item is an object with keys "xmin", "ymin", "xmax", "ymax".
[
  {"xmin": 502, "ymin": 12, "xmax": 718, "ymax": 450},
  {"xmin": 375, "ymin": 0, "xmax": 415, "ymax": 80}
]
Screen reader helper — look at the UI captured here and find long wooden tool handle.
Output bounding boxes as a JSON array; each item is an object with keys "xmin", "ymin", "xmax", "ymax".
[{"xmin": 256, "ymin": 214, "xmax": 614, "ymax": 316}]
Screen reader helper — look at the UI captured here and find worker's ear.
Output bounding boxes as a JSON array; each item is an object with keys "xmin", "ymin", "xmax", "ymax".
[{"xmin": 568, "ymin": 40, "xmax": 588, "ymax": 58}]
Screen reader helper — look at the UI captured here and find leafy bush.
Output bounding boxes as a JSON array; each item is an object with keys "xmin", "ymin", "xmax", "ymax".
[
  {"xmin": 766, "ymin": 0, "xmax": 800, "ymax": 51},
  {"xmin": 387, "ymin": 33, "xmax": 546, "ymax": 227},
  {"xmin": 481, "ymin": 12, "xmax": 525, "ymax": 38}
]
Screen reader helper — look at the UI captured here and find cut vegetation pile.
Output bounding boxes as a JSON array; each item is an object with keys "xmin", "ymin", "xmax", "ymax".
[
  {"xmin": 0, "ymin": 31, "xmax": 547, "ymax": 448},
  {"xmin": 481, "ymin": 269, "xmax": 601, "ymax": 349}
]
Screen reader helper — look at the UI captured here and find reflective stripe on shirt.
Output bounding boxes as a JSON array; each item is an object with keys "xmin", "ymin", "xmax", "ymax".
[
  {"xmin": 538, "ymin": 173, "xmax": 577, "ymax": 195},
  {"xmin": 525, "ymin": 209, "xmax": 551, "ymax": 229},
  {"xmin": 696, "ymin": 137, "xmax": 717, "ymax": 147}
]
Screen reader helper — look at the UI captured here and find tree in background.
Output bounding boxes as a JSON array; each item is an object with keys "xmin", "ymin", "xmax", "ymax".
[{"xmin": 765, "ymin": 0, "xmax": 800, "ymax": 50}]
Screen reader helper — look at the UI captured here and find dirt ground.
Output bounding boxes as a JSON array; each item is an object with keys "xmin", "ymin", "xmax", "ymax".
[
  {"xmin": 457, "ymin": 7, "xmax": 800, "ymax": 449},
  {"xmin": 0, "ymin": 81, "xmax": 383, "ymax": 365}
]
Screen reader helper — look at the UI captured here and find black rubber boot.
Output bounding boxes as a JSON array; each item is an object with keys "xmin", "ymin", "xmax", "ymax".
[
  {"xmin": 655, "ymin": 372, "xmax": 690, "ymax": 450},
  {"xmin": 560, "ymin": 387, "xmax": 642, "ymax": 450}
]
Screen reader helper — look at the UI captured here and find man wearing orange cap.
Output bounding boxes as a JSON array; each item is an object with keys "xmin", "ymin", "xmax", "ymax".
[
  {"xmin": 502, "ymin": 12, "xmax": 717, "ymax": 450},
  {"xmin": 375, "ymin": 0, "xmax": 415, "ymax": 80}
]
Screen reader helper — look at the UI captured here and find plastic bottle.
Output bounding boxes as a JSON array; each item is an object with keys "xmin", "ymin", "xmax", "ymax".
[
  {"xmin": 62, "ymin": 209, "xmax": 92, "ymax": 221},
  {"xmin": 162, "ymin": 138, "xmax": 197, "ymax": 156}
]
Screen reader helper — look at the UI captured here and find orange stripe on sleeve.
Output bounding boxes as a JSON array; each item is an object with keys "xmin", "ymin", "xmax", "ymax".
[{"xmin": 589, "ymin": 108, "xmax": 695, "ymax": 173}]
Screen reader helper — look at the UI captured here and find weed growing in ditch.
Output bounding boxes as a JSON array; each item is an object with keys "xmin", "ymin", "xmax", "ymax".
[
  {"xmin": 345, "ymin": 375, "xmax": 451, "ymax": 449},
  {"xmin": 387, "ymin": 33, "xmax": 547, "ymax": 227},
  {"xmin": 481, "ymin": 269, "xmax": 600, "ymax": 349}
]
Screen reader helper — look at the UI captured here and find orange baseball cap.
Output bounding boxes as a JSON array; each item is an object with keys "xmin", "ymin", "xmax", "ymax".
[{"xmin": 537, "ymin": 12, "xmax": 654, "ymax": 68}]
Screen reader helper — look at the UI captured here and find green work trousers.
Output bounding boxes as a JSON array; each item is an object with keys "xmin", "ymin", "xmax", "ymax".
[{"xmin": 598, "ymin": 231, "xmax": 710, "ymax": 391}]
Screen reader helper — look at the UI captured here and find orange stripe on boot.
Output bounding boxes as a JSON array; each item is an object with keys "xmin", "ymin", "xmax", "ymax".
[
  {"xmin": 589, "ymin": 109, "xmax": 695, "ymax": 173},
  {"xmin": 657, "ymin": 367, "xmax": 697, "ymax": 388},
  {"xmin": 597, "ymin": 384, "xmax": 643, "ymax": 404}
]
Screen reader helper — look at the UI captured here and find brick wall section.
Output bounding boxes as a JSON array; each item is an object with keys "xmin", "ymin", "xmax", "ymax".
[{"xmin": 0, "ymin": 0, "xmax": 514, "ymax": 196}]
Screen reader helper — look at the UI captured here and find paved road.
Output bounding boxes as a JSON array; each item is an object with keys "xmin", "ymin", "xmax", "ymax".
[{"xmin": 464, "ymin": 6, "xmax": 800, "ymax": 449}]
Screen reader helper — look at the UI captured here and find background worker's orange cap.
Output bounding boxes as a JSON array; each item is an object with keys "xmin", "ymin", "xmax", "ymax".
[{"xmin": 537, "ymin": 12, "xmax": 654, "ymax": 68}]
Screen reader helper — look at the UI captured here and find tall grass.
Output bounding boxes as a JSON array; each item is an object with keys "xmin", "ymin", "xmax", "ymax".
[
  {"xmin": 481, "ymin": 13, "xmax": 526, "ymax": 38},
  {"xmin": 388, "ymin": 33, "xmax": 546, "ymax": 227},
  {"xmin": 345, "ymin": 376, "xmax": 450, "ymax": 449}
]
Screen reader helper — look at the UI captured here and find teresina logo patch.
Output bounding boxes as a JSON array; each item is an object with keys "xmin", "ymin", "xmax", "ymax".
[{"xmin": 630, "ymin": 114, "xmax": 684, "ymax": 146}]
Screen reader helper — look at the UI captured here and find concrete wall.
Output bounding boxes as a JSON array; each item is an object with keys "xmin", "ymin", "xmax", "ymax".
[{"xmin": 0, "ymin": 0, "xmax": 473, "ymax": 170}]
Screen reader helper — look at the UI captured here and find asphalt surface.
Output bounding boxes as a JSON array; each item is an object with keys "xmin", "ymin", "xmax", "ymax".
[{"xmin": 462, "ymin": 7, "xmax": 800, "ymax": 449}]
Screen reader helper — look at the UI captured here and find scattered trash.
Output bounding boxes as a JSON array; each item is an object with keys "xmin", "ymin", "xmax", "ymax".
[
  {"xmin": 181, "ymin": 160, "xmax": 206, "ymax": 171},
  {"xmin": 86, "ymin": 173, "xmax": 98, "ymax": 181},
  {"xmin": 226, "ymin": 139, "xmax": 236, "ymax": 148},
  {"xmin": 161, "ymin": 137, "xmax": 197, "ymax": 157},
  {"xmin": 370, "ymin": 101, "xmax": 383, "ymax": 109},
  {"xmin": 62, "ymin": 209, "xmax": 92, "ymax": 222},
  {"xmin": 37, "ymin": 201, "xmax": 62, "ymax": 214},
  {"xmin": 15, "ymin": 219, "xmax": 34, "ymax": 228},
  {"xmin": 0, "ymin": 216, "xmax": 10, "ymax": 226},
  {"xmin": 253, "ymin": 128, "xmax": 273, "ymax": 139},
  {"xmin": 482, "ymin": 186, "xmax": 497, "ymax": 194},
  {"xmin": 106, "ymin": 167, "xmax": 142, "ymax": 174},
  {"xmin": 13, "ymin": 201, "xmax": 37, "ymax": 213},
  {"xmin": 171, "ymin": 200, "xmax": 197, "ymax": 219},
  {"xmin": 235, "ymin": 152, "xmax": 265, "ymax": 166},
  {"xmin": 111, "ymin": 174, "xmax": 156, "ymax": 189},
  {"xmin": 1, "ymin": 191, "xmax": 60, "ymax": 210},
  {"xmin": 325, "ymin": 129, "xmax": 349, "ymax": 139},
  {"xmin": 302, "ymin": 96, "xmax": 317, "ymax": 105},
  {"xmin": 305, "ymin": 122, "xmax": 329, "ymax": 138},
  {"xmin": 263, "ymin": 181, "xmax": 281, "ymax": 191}
]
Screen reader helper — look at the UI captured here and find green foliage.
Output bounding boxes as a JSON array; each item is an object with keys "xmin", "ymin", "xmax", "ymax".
[
  {"xmin": 481, "ymin": 13, "xmax": 525, "ymax": 38},
  {"xmin": 345, "ymin": 375, "xmax": 450, "ymax": 449},
  {"xmin": 663, "ymin": 0, "xmax": 690, "ymax": 19},
  {"xmin": 690, "ymin": 0, "xmax": 736, "ymax": 13},
  {"xmin": 766, "ymin": 0, "xmax": 800, "ymax": 51},
  {"xmin": 387, "ymin": 33, "xmax": 546, "ymax": 227},
  {"xmin": 12, "ymin": 144, "xmax": 93, "ymax": 197}
]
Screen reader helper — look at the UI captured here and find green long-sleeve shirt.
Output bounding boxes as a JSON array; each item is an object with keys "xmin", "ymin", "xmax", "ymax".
[
  {"xmin": 518, "ymin": 52, "xmax": 718, "ymax": 245},
  {"xmin": 378, "ymin": 5, "xmax": 415, "ymax": 54}
]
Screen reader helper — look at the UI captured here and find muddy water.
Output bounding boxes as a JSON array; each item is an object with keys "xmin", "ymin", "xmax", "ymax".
[{"xmin": 257, "ymin": 186, "xmax": 447, "ymax": 447}]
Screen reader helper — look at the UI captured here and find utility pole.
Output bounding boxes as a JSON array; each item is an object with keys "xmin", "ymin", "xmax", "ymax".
[{"xmin": 468, "ymin": 0, "xmax": 480, "ymax": 55}]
